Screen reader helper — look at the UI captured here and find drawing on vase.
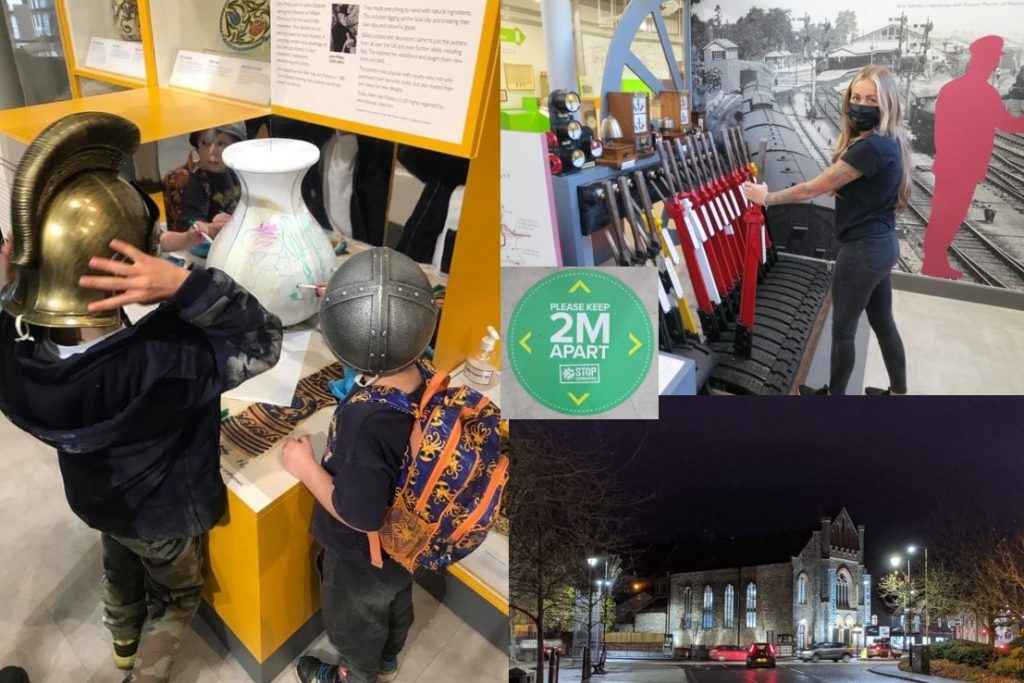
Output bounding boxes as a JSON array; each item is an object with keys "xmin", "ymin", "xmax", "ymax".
[{"xmin": 205, "ymin": 138, "xmax": 334, "ymax": 326}]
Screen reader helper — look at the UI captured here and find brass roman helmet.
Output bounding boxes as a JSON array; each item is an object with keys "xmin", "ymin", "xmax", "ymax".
[{"xmin": 0, "ymin": 112, "xmax": 158, "ymax": 328}]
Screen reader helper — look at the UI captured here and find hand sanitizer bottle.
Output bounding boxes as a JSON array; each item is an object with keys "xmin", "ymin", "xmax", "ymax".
[{"xmin": 465, "ymin": 326, "xmax": 500, "ymax": 387}]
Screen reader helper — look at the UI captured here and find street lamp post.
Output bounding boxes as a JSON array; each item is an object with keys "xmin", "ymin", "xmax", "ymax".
[
  {"xmin": 595, "ymin": 579, "xmax": 610, "ymax": 675},
  {"xmin": 891, "ymin": 554, "xmax": 913, "ymax": 667},
  {"xmin": 906, "ymin": 557, "xmax": 913, "ymax": 668},
  {"xmin": 893, "ymin": 544, "xmax": 928, "ymax": 668},
  {"xmin": 908, "ymin": 546, "xmax": 930, "ymax": 644},
  {"xmin": 584, "ymin": 557, "xmax": 598, "ymax": 681}
]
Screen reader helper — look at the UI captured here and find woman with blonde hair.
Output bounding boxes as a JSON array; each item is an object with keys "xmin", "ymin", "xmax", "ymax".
[{"xmin": 743, "ymin": 64, "xmax": 910, "ymax": 396}]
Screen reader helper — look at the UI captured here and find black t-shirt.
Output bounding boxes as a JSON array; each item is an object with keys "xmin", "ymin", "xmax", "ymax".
[
  {"xmin": 180, "ymin": 169, "xmax": 241, "ymax": 226},
  {"xmin": 310, "ymin": 398, "xmax": 416, "ymax": 560},
  {"xmin": 834, "ymin": 134, "xmax": 901, "ymax": 243}
]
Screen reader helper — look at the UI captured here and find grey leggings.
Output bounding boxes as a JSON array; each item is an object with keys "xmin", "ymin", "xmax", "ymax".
[{"xmin": 830, "ymin": 231, "xmax": 907, "ymax": 395}]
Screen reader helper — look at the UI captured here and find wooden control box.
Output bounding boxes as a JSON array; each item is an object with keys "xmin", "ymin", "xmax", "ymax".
[
  {"xmin": 657, "ymin": 90, "xmax": 692, "ymax": 138},
  {"xmin": 595, "ymin": 141, "xmax": 637, "ymax": 169},
  {"xmin": 607, "ymin": 91, "xmax": 652, "ymax": 152}
]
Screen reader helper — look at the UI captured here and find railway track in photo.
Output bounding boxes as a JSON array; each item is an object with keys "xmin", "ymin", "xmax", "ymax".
[
  {"xmin": 989, "ymin": 132, "xmax": 1024, "ymax": 205},
  {"xmin": 816, "ymin": 89, "xmax": 844, "ymax": 133},
  {"xmin": 995, "ymin": 130, "xmax": 1024, "ymax": 157},
  {"xmin": 781, "ymin": 90, "xmax": 832, "ymax": 168},
  {"xmin": 816, "ymin": 89, "xmax": 1024, "ymax": 280},
  {"xmin": 910, "ymin": 176, "xmax": 1024, "ymax": 289}
]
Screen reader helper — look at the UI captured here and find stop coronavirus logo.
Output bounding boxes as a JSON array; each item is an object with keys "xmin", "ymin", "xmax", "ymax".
[{"xmin": 507, "ymin": 269, "xmax": 654, "ymax": 416}]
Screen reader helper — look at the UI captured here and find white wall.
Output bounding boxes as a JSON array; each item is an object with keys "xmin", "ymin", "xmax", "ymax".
[
  {"xmin": 500, "ymin": 1, "xmax": 686, "ymax": 110},
  {"xmin": 498, "ymin": 10, "xmax": 547, "ymax": 109}
]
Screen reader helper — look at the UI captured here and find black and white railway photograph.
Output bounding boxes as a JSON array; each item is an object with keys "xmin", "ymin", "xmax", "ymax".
[
  {"xmin": 691, "ymin": 0, "xmax": 1024, "ymax": 288},
  {"xmin": 499, "ymin": 0, "xmax": 1024, "ymax": 395}
]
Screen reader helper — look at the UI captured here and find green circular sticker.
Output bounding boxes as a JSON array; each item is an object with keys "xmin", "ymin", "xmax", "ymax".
[{"xmin": 507, "ymin": 269, "xmax": 654, "ymax": 416}]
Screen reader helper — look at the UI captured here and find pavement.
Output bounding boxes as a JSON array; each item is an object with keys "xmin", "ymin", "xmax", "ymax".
[
  {"xmin": 866, "ymin": 663, "xmax": 969, "ymax": 683},
  {"xmin": 512, "ymin": 658, "xmax": 969, "ymax": 683}
]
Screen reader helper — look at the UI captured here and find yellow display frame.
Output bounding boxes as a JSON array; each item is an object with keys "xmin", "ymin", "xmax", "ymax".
[
  {"xmin": 1, "ymin": 4, "xmax": 504, "ymax": 673},
  {"xmin": 0, "ymin": 87, "xmax": 269, "ymax": 144},
  {"xmin": 433, "ymin": 26, "xmax": 500, "ymax": 372},
  {"xmin": 205, "ymin": 485, "xmax": 320, "ymax": 662},
  {"xmin": 54, "ymin": 0, "xmax": 156, "ymax": 97}
]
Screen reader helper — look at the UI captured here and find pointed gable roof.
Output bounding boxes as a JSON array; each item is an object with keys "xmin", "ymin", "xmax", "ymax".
[
  {"xmin": 829, "ymin": 507, "xmax": 861, "ymax": 552},
  {"xmin": 705, "ymin": 38, "xmax": 739, "ymax": 51}
]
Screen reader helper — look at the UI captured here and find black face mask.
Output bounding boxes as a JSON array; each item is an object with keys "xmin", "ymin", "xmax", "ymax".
[{"xmin": 846, "ymin": 103, "xmax": 881, "ymax": 132}]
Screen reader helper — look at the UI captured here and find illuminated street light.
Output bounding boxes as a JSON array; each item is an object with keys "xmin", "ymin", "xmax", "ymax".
[
  {"xmin": 888, "ymin": 552, "xmax": 913, "ymax": 663},
  {"xmin": 583, "ymin": 556, "xmax": 602, "ymax": 681}
]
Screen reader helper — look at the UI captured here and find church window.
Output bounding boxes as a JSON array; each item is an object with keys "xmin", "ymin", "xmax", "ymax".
[{"xmin": 837, "ymin": 571, "xmax": 851, "ymax": 607}]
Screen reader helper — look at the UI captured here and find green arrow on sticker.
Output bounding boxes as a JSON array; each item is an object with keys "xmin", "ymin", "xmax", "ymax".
[{"xmin": 500, "ymin": 27, "xmax": 526, "ymax": 46}]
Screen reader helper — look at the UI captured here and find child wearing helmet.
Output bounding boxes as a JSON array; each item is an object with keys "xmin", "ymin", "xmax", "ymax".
[
  {"xmin": 281, "ymin": 248, "xmax": 439, "ymax": 683},
  {"xmin": 0, "ymin": 112, "xmax": 282, "ymax": 682}
]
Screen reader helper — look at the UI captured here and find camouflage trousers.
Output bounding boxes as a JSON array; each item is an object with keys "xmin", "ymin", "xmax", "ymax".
[{"xmin": 100, "ymin": 533, "xmax": 204, "ymax": 683}]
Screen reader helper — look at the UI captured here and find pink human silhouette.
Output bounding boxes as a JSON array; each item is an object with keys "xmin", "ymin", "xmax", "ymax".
[{"xmin": 922, "ymin": 35, "xmax": 1024, "ymax": 279}]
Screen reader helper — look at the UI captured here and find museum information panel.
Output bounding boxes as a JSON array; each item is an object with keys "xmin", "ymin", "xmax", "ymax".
[{"xmin": 272, "ymin": 0, "xmax": 485, "ymax": 145}]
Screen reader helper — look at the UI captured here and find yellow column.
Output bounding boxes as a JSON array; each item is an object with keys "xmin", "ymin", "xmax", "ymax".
[
  {"xmin": 434, "ymin": 25, "xmax": 500, "ymax": 372},
  {"xmin": 53, "ymin": 0, "xmax": 81, "ymax": 98}
]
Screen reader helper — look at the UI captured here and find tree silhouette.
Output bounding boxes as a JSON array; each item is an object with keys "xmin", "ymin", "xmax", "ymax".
[{"xmin": 508, "ymin": 425, "xmax": 642, "ymax": 682}]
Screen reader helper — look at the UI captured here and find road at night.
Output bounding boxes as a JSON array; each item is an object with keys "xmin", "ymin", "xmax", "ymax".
[{"xmin": 552, "ymin": 659, "xmax": 956, "ymax": 683}]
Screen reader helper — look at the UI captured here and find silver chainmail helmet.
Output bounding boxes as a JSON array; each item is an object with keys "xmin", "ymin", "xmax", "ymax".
[{"xmin": 319, "ymin": 247, "xmax": 438, "ymax": 374}]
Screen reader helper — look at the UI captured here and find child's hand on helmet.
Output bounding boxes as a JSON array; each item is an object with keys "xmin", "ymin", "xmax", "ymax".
[{"xmin": 79, "ymin": 240, "xmax": 190, "ymax": 311}]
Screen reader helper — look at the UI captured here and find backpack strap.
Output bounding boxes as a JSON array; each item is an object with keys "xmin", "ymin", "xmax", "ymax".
[
  {"xmin": 368, "ymin": 531, "xmax": 384, "ymax": 569},
  {"xmin": 359, "ymin": 360, "xmax": 450, "ymax": 570}
]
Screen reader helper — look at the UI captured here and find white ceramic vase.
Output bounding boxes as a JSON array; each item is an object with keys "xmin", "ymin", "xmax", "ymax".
[{"xmin": 205, "ymin": 138, "xmax": 335, "ymax": 327}]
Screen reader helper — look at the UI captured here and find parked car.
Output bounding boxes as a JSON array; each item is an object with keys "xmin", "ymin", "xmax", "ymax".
[
  {"xmin": 798, "ymin": 642, "xmax": 855, "ymax": 662},
  {"xmin": 866, "ymin": 641, "xmax": 893, "ymax": 658},
  {"xmin": 747, "ymin": 643, "xmax": 777, "ymax": 668},
  {"xmin": 541, "ymin": 642, "xmax": 564, "ymax": 660},
  {"xmin": 709, "ymin": 645, "xmax": 748, "ymax": 662}
]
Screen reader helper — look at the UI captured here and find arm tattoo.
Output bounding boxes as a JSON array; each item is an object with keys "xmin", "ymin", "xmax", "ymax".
[{"xmin": 767, "ymin": 161, "xmax": 862, "ymax": 205}]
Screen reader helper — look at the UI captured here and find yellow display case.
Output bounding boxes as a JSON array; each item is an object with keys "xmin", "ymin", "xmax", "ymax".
[
  {"xmin": 1, "ymin": 3, "xmax": 504, "ymax": 678},
  {"xmin": 0, "ymin": 86, "xmax": 268, "ymax": 144},
  {"xmin": 145, "ymin": 0, "xmax": 271, "ymax": 104},
  {"xmin": 54, "ymin": 0, "xmax": 154, "ymax": 96}
]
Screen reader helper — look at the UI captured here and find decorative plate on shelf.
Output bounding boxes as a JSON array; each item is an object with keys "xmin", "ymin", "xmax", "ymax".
[
  {"xmin": 219, "ymin": 0, "xmax": 271, "ymax": 52},
  {"xmin": 112, "ymin": 0, "xmax": 142, "ymax": 42}
]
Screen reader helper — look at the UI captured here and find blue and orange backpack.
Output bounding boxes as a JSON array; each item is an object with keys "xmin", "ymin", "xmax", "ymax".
[{"xmin": 344, "ymin": 359, "xmax": 509, "ymax": 573}]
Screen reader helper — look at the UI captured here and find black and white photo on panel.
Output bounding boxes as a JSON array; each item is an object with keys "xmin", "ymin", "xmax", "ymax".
[{"xmin": 330, "ymin": 4, "xmax": 359, "ymax": 54}]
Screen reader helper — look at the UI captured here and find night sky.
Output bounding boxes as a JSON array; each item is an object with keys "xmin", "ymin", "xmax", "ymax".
[{"xmin": 519, "ymin": 397, "xmax": 1024, "ymax": 584}]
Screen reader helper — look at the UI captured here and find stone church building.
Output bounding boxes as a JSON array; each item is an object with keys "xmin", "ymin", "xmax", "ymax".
[{"xmin": 665, "ymin": 509, "xmax": 871, "ymax": 651}]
